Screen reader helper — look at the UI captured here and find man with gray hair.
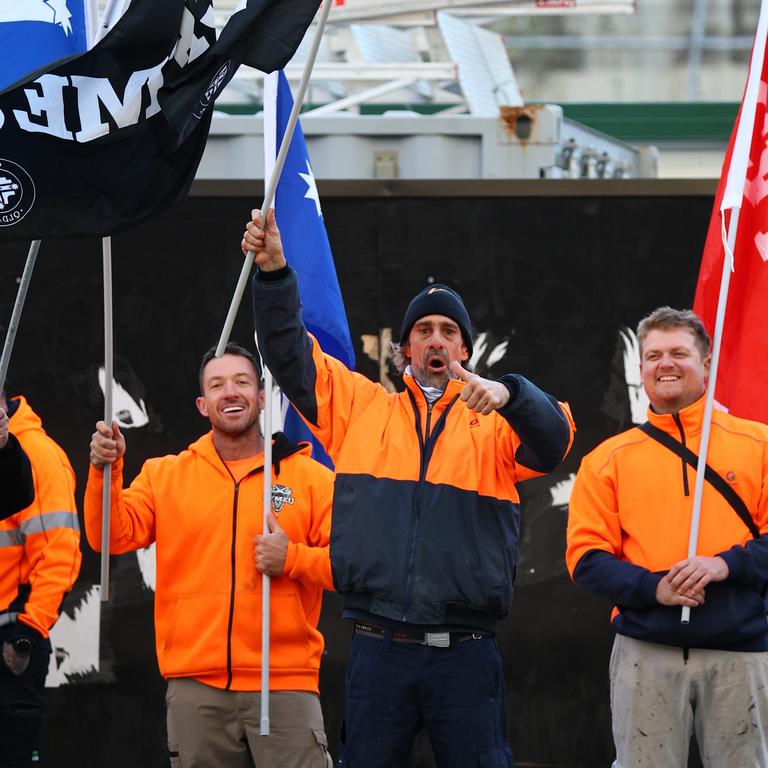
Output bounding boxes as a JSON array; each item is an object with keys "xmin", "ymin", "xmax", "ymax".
[
  {"xmin": 567, "ymin": 306, "xmax": 768, "ymax": 767},
  {"xmin": 246, "ymin": 209, "xmax": 575, "ymax": 767}
]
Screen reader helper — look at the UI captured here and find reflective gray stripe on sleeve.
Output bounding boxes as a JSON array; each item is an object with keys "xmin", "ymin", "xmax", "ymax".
[
  {"xmin": 0, "ymin": 529, "xmax": 25, "ymax": 547},
  {"xmin": 20, "ymin": 511, "xmax": 81, "ymax": 536}
]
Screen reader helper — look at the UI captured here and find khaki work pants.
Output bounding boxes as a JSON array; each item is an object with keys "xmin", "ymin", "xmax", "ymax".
[
  {"xmin": 166, "ymin": 678, "xmax": 332, "ymax": 768},
  {"xmin": 609, "ymin": 634, "xmax": 768, "ymax": 768}
]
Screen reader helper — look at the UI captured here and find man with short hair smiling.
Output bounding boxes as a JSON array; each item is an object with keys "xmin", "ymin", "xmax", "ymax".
[
  {"xmin": 567, "ymin": 306, "xmax": 768, "ymax": 767},
  {"xmin": 246, "ymin": 210, "xmax": 575, "ymax": 767},
  {"xmin": 84, "ymin": 343, "xmax": 335, "ymax": 768}
]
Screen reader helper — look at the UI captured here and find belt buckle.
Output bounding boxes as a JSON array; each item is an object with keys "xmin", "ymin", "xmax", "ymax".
[{"xmin": 423, "ymin": 632, "xmax": 450, "ymax": 648}]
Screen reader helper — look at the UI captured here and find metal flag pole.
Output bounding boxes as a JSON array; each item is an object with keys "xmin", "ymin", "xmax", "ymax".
[
  {"xmin": 0, "ymin": 241, "xmax": 41, "ymax": 396},
  {"xmin": 260, "ymin": 358, "xmax": 274, "ymax": 736},
  {"xmin": 100, "ymin": 237, "xmax": 115, "ymax": 602},
  {"xmin": 214, "ymin": 0, "xmax": 333, "ymax": 357}
]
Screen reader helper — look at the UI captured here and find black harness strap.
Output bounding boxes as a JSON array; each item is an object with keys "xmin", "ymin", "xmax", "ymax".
[{"xmin": 639, "ymin": 421, "xmax": 760, "ymax": 540}]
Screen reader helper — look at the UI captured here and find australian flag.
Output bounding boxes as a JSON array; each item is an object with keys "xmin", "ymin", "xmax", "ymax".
[
  {"xmin": 265, "ymin": 70, "xmax": 355, "ymax": 467},
  {"xmin": 0, "ymin": 0, "xmax": 92, "ymax": 91},
  {"xmin": 0, "ymin": 0, "xmax": 321, "ymax": 240}
]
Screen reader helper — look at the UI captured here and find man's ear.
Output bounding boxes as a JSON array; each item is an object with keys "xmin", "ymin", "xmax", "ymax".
[
  {"xmin": 703, "ymin": 353, "xmax": 712, "ymax": 378},
  {"xmin": 461, "ymin": 343, "xmax": 469, "ymax": 363},
  {"xmin": 258, "ymin": 388, "xmax": 265, "ymax": 410},
  {"xmin": 195, "ymin": 395, "xmax": 208, "ymax": 418}
]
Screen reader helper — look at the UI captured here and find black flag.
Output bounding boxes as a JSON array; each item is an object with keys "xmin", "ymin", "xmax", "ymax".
[{"xmin": 0, "ymin": 0, "xmax": 320, "ymax": 240}]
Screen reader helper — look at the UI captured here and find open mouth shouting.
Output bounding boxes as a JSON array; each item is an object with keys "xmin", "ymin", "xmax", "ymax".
[{"xmin": 426, "ymin": 354, "xmax": 448, "ymax": 373}]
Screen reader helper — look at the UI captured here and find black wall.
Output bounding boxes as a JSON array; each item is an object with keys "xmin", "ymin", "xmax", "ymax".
[{"xmin": 0, "ymin": 186, "xmax": 712, "ymax": 767}]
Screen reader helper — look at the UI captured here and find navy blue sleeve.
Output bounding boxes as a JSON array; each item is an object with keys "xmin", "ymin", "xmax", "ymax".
[
  {"xmin": 496, "ymin": 374, "xmax": 571, "ymax": 473},
  {"xmin": 252, "ymin": 267, "xmax": 320, "ymax": 426},
  {"xmin": 719, "ymin": 535, "xmax": 768, "ymax": 591},
  {"xmin": 573, "ymin": 549, "xmax": 662, "ymax": 610},
  {"xmin": 0, "ymin": 434, "xmax": 34, "ymax": 520}
]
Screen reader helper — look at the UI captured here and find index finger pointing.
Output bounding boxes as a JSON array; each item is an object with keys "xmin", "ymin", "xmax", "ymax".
[{"xmin": 449, "ymin": 361, "xmax": 472, "ymax": 381}]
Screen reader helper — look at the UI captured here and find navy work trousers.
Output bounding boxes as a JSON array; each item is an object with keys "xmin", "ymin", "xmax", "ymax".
[
  {"xmin": 337, "ymin": 630, "xmax": 514, "ymax": 768},
  {"xmin": 0, "ymin": 626, "xmax": 51, "ymax": 768}
]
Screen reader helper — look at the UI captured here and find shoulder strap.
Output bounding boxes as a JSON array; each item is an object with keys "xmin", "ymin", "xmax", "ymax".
[{"xmin": 639, "ymin": 422, "xmax": 760, "ymax": 540}]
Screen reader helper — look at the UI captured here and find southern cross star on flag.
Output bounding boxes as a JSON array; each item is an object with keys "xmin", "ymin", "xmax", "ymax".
[{"xmin": 263, "ymin": 69, "xmax": 355, "ymax": 467}]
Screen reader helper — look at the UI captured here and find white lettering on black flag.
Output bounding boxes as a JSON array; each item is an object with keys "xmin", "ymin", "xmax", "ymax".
[{"xmin": 0, "ymin": 0, "xmax": 320, "ymax": 239}]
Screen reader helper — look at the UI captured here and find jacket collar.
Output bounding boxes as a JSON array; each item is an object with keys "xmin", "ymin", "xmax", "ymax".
[
  {"xmin": 403, "ymin": 371, "xmax": 464, "ymax": 409},
  {"xmin": 8, "ymin": 395, "xmax": 43, "ymax": 436},
  {"xmin": 646, "ymin": 394, "xmax": 706, "ymax": 437},
  {"xmin": 188, "ymin": 430, "xmax": 311, "ymax": 475}
]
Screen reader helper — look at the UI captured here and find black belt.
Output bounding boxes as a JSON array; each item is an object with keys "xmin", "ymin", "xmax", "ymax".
[{"xmin": 354, "ymin": 621, "xmax": 484, "ymax": 648}]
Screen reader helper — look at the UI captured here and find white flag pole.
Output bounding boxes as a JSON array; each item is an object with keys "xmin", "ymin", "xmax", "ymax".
[
  {"xmin": 214, "ymin": 0, "xmax": 333, "ymax": 358},
  {"xmin": 260, "ymin": 359, "xmax": 274, "ymax": 736},
  {"xmin": 0, "ymin": 241, "xmax": 41, "ymax": 395},
  {"xmin": 100, "ymin": 237, "xmax": 115, "ymax": 602},
  {"xmin": 95, "ymin": 0, "xmax": 129, "ymax": 601},
  {"xmin": 681, "ymin": 207, "xmax": 740, "ymax": 624},
  {"xmin": 680, "ymin": 0, "xmax": 768, "ymax": 623}
]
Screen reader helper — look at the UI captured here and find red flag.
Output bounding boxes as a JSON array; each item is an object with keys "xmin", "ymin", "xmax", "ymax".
[{"xmin": 694, "ymin": 8, "xmax": 768, "ymax": 424}]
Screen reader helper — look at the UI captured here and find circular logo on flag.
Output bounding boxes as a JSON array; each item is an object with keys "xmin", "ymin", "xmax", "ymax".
[{"xmin": 0, "ymin": 158, "xmax": 36, "ymax": 228}]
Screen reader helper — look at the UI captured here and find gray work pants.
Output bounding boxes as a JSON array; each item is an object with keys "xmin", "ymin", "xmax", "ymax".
[{"xmin": 609, "ymin": 634, "xmax": 768, "ymax": 768}]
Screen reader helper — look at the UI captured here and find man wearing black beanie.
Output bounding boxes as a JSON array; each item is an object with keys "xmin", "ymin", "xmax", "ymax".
[{"xmin": 247, "ymin": 210, "xmax": 575, "ymax": 768}]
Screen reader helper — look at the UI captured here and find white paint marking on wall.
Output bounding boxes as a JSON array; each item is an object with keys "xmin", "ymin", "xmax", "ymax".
[
  {"xmin": 98, "ymin": 367, "xmax": 149, "ymax": 429},
  {"xmin": 135, "ymin": 542, "xmax": 157, "ymax": 592},
  {"xmin": 45, "ymin": 585, "xmax": 100, "ymax": 687},
  {"xmin": 549, "ymin": 473, "xmax": 576, "ymax": 507},
  {"xmin": 619, "ymin": 327, "xmax": 650, "ymax": 425}
]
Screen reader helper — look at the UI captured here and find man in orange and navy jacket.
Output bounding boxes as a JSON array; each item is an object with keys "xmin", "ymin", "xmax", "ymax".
[
  {"xmin": 246, "ymin": 210, "xmax": 575, "ymax": 768},
  {"xmin": 566, "ymin": 307, "xmax": 768, "ymax": 768},
  {"xmin": 85, "ymin": 343, "xmax": 335, "ymax": 768},
  {"xmin": 0, "ymin": 391, "xmax": 81, "ymax": 768}
]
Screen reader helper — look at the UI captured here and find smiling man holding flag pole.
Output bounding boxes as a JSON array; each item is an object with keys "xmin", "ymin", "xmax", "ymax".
[{"xmin": 566, "ymin": 4, "xmax": 768, "ymax": 764}]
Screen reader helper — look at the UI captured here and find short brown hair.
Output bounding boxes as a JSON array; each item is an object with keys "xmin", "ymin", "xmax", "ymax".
[
  {"xmin": 198, "ymin": 343, "xmax": 262, "ymax": 394},
  {"xmin": 636, "ymin": 307, "xmax": 711, "ymax": 360}
]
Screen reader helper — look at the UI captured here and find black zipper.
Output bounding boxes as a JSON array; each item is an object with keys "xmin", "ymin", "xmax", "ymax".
[
  {"xmin": 225, "ymin": 481, "xmax": 240, "ymax": 690},
  {"xmin": 220, "ymin": 457, "xmax": 268, "ymax": 691},
  {"xmin": 672, "ymin": 413, "xmax": 690, "ymax": 497},
  {"xmin": 401, "ymin": 389, "xmax": 459, "ymax": 621}
]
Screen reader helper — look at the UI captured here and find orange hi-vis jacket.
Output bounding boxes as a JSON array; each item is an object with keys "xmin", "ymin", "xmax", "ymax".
[
  {"xmin": 566, "ymin": 396, "xmax": 768, "ymax": 651},
  {"xmin": 0, "ymin": 396, "xmax": 81, "ymax": 638},
  {"xmin": 84, "ymin": 432, "xmax": 334, "ymax": 692},
  {"xmin": 253, "ymin": 268, "xmax": 575, "ymax": 632}
]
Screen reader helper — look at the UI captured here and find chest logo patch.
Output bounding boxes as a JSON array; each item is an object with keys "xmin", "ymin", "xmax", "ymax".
[{"xmin": 271, "ymin": 484, "xmax": 295, "ymax": 514}]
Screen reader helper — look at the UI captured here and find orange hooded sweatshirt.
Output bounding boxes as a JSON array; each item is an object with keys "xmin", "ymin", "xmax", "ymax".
[
  {"xmin": 0, "ymin": 396, "xmax": 81, "ymax": 638},
  {"xmin": 84, "ymin": 432, "xmax": 334, "ymax": 692}
]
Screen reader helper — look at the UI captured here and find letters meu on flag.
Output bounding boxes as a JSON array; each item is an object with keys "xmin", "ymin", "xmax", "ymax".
[
  {"xmin": 0, "ymin": 0, "xmax": 321, "ymax": 240},
  {"xmin": 265, "ymin": 70, "xmax": 355, "ymax": 467},
  {"xmin": 693, "ymin": 19, "xmax": 768, "ymax": 426}
]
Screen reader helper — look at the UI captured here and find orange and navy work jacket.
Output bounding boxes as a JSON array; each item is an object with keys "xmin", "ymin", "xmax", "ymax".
[
  {"xmin": 0, "ymin": 396, "xmax": 81, "ymax": 638},
  {"xmin": 84, "ymin": 432, "xmax": 334, "ymax": 693},
  {"xmin": 567, "ymin": 396, "xmax": 768, "ymax": 651},
  {"xmin": 253, "ymin": 268, "xmax": 575, "ymax": 632}
]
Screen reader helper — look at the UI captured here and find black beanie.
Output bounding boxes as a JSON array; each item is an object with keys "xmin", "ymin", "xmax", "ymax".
[{"xmin": 399, "ymin": 284, "xmax": 473, "ymax": 355}]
